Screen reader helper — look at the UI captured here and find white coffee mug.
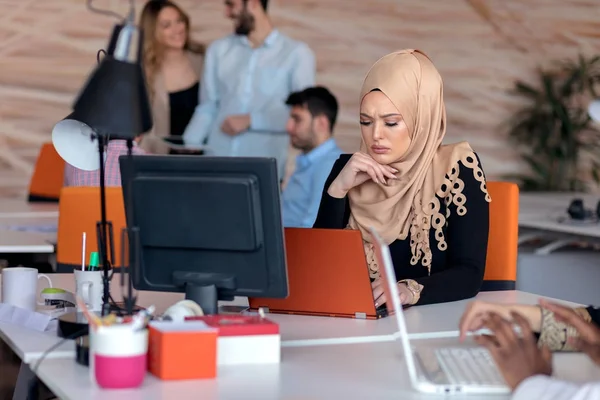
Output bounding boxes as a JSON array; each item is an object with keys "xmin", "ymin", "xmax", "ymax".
[
  {"xmin": 1, "ymin": 267, "xmax": 52, "ymax": 311},
  {"xmin": 75, "ymin": 270, "xmax": 104, "ymax": 312}
]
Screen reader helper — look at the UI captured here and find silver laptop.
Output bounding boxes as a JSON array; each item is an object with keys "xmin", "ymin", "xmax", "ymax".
[{"xmin": 369, "ymin": 227, "xmax": 510, "ymax": 395}]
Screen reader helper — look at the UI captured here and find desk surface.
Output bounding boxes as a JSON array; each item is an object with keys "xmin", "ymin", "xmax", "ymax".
[
  {"xmin": 0, "ymin": 229, "xmax": 55, "ymax": 253},
  {"xmin": 519, "ymin": 192, "xmax": 600, "ymax": 238},
  {"xmin": 43, "ymin": 275, "xmax": 580, "ymax": 346},
  {"xmin": 277, "ymin": 290, "xmax": 578, "ymax": 346},
  {"xmin": 0, "ymin": 214, "xmax": 57, "ymax": 253},
  {"xmin": 1, "ymin": 285, "xmax": 578, "ymax": 371},
  {"xmin": 34, "ymin": 337, "xmax": 600, "ymax": 400},
  {"xmin": 0, "ymin": 322, "xmax": 73, "ymax": 364},
  {"xmin": 0, "ymin": 198, "xmax": 58, "ymax": 219},
  {"xmin": 0, "ymin": 288, "xmax": 586, "ymax": 399}
]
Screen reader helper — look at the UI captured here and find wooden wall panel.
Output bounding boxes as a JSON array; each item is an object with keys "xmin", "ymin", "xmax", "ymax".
[{"xmin": 1, "ymin": 0, "xmax": 599, "ymax": 197}]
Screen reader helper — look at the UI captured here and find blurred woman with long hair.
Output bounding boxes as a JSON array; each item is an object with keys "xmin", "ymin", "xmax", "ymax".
[{"xmin": 138, "ymin": 0, "xmax": 204, "ymax": 153}]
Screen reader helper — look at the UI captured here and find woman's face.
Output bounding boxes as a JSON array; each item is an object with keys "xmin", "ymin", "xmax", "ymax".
[
  {"xmin": 155, "ymin": 7, "xmax": 187, "ymax": 50},
  {"xmin": 359, "ymin": 90, "xmax": 412, "ymax": 165}
]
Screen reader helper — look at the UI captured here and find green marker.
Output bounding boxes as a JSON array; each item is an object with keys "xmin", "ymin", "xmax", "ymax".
[{"xmin": 88, "ymin": 252, "xmax": 100, "ymax": 271}]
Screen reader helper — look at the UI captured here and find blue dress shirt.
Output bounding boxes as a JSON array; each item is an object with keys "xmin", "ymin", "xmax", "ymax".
[
  {"xmin": 183, "ymin": 30, "xmax": 316, "ymax": 178},
  {"xmin": 282, "ymin": 138, "xmax": 342, "ymax": 228}
]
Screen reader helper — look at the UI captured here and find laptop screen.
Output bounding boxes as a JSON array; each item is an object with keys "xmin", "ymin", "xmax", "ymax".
[{"xmin": 369, "ymin": 227, "xmax": 420, "ymax": 385}]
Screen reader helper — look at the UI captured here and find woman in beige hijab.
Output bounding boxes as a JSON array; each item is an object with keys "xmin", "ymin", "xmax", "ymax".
[{"xmin": 314, "ymin": 49, "xmax": 491, "ymax": 307}]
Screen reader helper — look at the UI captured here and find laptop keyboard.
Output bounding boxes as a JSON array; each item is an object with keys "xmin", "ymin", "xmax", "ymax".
[{"xmin": 435, "ymin": 347, "xmax": 505, "ymax": 386}]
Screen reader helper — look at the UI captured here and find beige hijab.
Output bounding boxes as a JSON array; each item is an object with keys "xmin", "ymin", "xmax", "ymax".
[{"xmin": 348, "ymin": 49, "xmax": 490, "ymax": 275}]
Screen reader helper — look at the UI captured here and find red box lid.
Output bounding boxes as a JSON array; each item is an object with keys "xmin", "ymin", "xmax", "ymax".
[{"xmin": 185, "ymin": 315, "xmax": 279, "ymax": 337}]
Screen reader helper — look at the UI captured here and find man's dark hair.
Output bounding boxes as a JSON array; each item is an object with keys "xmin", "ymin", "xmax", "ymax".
[
  {"xmin": 285, "ymin": 86, "xmax": 339, "ymax": 132},
  {"xmin": 242, "ymin": 0, "xmax": 268, "ymax": 11}
]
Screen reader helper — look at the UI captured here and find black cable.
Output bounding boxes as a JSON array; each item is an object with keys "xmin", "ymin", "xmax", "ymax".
[
  {"xmin": 31, "ymin": 328, "xmax": 87, "ymax": 375},
  {"xmin": 96, "ymin": 49, "xmax": 106, "ymax": 64},
  {"xmin": 31, "ymin": 301, "xmax": 138, "ymax": 375},
  {"xmin": 86, "ymin": 0, "xmax": 124, "ymax": 21}
]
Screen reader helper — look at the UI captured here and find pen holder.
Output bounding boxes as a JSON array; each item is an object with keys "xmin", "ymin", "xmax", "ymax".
[{"xmin": 90, "ymin": 325, "xmax": 148, "ymax": 389}]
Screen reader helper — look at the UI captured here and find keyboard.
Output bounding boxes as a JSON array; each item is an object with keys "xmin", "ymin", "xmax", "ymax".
[{"xmin": 435, "ymin": 347, "xmax": 505, "ymax": 386}]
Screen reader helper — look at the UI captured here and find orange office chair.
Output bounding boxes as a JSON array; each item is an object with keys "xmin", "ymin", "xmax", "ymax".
[
  {"xmin": 481, "ymin": 181, "xmax": 519, "ymax": 291},
  {"xmin": 28, "ymin": 142, "xmax": 65, "ymax": 202},
  {"xmin": 56, "ymin": 187, "xmax": 127, "ymax": 272}
]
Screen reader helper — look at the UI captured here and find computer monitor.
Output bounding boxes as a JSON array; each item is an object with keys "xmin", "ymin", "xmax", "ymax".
[{"xmin": 119, "ymin": 155, "xmax": 288, "ymax": 314}]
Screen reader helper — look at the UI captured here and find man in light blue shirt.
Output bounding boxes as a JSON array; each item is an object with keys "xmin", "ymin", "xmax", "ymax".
[
  {"xmin": 281, "ymin": 87, "xmax": 343, "ymax": 228},
  {"xmin": 183, "ymin": 0, "xmax": 315, "ymax": 178}
]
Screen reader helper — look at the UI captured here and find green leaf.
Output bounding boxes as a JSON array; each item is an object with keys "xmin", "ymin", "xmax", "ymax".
[
  {"xmin": 506, "ymin": 53, "xmax": 600, "ymax": 193},
  {"xmin": 592, "ymin": 168, "xmax": 600, "ymax": 184},
  {"xmin": 513, "ymin": 81, "xmax": 541, "ymax": 99}
]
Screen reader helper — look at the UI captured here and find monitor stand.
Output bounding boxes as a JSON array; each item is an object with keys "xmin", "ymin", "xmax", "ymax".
[{"xmin": 173, "ymin": 272, "xmax": 236, "ymax": 315}]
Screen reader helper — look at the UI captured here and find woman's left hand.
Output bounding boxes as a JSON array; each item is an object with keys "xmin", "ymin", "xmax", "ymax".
[{"xmin": 372, "ymin": 279, "xmax": 414, "ymax": 307}]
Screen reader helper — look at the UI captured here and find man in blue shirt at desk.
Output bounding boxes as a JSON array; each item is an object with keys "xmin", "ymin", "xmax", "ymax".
[
  {"xmin": 282, "ymin": 86, "xmax": 342, "ymax": 228},
  {"xmin": 183, "ymin": 0, "xmax": 315, "ymax": 178}
]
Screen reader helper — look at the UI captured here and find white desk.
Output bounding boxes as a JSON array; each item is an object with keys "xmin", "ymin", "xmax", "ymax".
[
  {"xmin": 278, "ymin": 290, "xmax": 579, "ymax": 347},
  {"xmin": 0, "ymin": 215, "xmax": 57, "ymax": 253},
  {"xmin": 0, "ymin": 198, "xmax": 58, "ymax": 219},
  {"xmin": 0, "ymin": 229, "xmax": 55, "ymax": 253},
  {"xmin": 0, "ymin": 216, "xmax": 58, "ymax": 228},
  {"xmin": 519, "ymin": 193, "xmax": 600, "ymax": 236},
  {"xmin": 0, "ymin": 287, "xmax": 579, "ymax": 370},
  {"xmin": 33, "ymin": 337, "xmax": 600, "ymax": 400},
  {"xmin": 41, "ymin": 275, "xmax": 580, "ymax": 347},
  {"xmin": 0, "ymin": 287, "xmax": 588, "ymax": 399},
  {"xmin": 0, "ymin": 322, "xmax": 74, "ymax": 364},
  {"xmin": 0, "ymin": 276, "xmax": 587, "ymax": 399},
  {"xmin": 519, "ymin": 192, "xmax": 600, "ymax": 254}
]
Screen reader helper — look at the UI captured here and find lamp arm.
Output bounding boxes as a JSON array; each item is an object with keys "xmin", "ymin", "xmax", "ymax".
[{"xmin": 86, "ymin": 0, "xmax": 134, "ymax": 21}]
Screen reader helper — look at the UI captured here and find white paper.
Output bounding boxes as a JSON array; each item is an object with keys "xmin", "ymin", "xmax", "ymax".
[
  {"xmin": 0, "ymin": 303, "xmax": 52, "ymax": 332},
  {"xmin": 45, "ymin": 319, "xmax": 58, "ymax": 334}
]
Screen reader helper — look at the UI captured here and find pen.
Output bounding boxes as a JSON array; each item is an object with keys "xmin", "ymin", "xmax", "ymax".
[
  {"xmin": 81, "ymin": 232, "xmax": 86, "ymax": 271},
  {"xmin": 88, "ymin": 251, "xmax": 99, "ymax": 271}
]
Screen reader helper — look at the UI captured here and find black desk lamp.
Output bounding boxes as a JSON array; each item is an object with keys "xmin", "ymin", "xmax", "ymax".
[{"xmin": 57, "ymin": 0, "xmax": 152, "ymax": 317}]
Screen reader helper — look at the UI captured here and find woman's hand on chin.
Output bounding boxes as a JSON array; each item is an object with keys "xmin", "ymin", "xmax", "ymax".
[{"xmin": 327, "ymin": 152, "xmax": 397, "ymax": 198}]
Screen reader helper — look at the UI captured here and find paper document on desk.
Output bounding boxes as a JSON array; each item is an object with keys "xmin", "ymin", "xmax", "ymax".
[{"xmin": 0, "ymin": 303, "xmax": 51, "ymax": 332}]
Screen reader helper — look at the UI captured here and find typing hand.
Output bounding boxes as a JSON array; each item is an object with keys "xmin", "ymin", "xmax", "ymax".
[
  {"xmin": 221, "ymin": 114, "xmax": 250, "ymax": 136},
  {"xmin": 459, "ymin": 301, "xmax": 513, "ymax": 342},
  {"xmin": 371, "ymin": 278, "xmax": 413, "ymax": 307},
  {"xmin": 327, "ymin": 152, "xmax": 397, "ymax": 198},
  {"xmin": 540, "ymin": 299, "xmax": 600, "ymax": 367},
  {"xmin": 475, "ymin": 312, "xmax": 552, "ymax": 391}
]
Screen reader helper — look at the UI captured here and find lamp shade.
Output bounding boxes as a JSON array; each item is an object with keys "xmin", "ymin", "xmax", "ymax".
[
  {"xmin": 52, "ymin": 113, "xmax": 101, "ymax": 171},
  {"xmin": 588, "ymin": 100, "xmax": 600, "ymax": 123},
  {"xmin": 72, "ymin": 22, "xmax": 152, "ymax": 139},
  {"xmin": 72, "ymin": 59, "xmax": 152, "ymax": 139}
]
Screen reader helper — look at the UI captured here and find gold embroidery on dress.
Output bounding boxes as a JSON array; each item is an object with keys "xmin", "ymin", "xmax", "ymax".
[
  {"xmin": 408, "ymin": 152, "xmax": 491, "ymax": 274},
  {"xmin": 349, "ymin": 152, "xmax": 491, "ymax": 278},
  {"xmin": 364, "ymin": 242, "xmax": 379, "ymax": 279},
  {"xmin": 538, "ymin": 307, "xmax": 592, "ymax": 351}
]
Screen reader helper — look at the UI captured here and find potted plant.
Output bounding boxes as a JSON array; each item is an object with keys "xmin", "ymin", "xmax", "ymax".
[{"xmin": 506, "ymin": 54, "xmax": 600, "ymax": 192}]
